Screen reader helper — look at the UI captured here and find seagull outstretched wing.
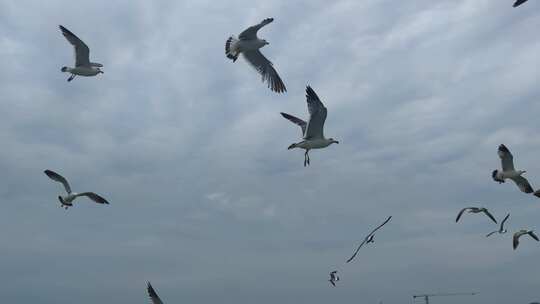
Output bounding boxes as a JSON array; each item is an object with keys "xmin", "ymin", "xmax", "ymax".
[
  {"xmin": 147, "ymin": 282, "xmax": 164, "ymax": 304},
  {"xmin": 498, "ymin": 144, "xmax": 515, "ymax": 171},
  {"xmin": 304, "ymin": 86, "xmax": 327, "ymax": 140},
  {"xmin": 242, "ymin": 50, "xmax": 286, "ymax": 93},
  {"xmin": 239, "ymin": 18, "xmax": 274, "ymax": 40},
  {"xmin": 76, "ymin": 192, "xmax": 110, "ymax": 204},
  {"xmin": 59, "ymin": 25, "xmax": 90, "ymax": 67},
  {"xmin": 347, "ymin": 216, "xmax": 392, "ymax": 263},
  {"xmin": 280, "ymin": 112, "xmax": 306, "ymax": 136},
  {"xmin": 44, "ymin": 169, "xmax": 72, "ymax": 194}
]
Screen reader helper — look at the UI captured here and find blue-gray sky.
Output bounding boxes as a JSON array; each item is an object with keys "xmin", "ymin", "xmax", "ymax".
[{"xmin": 0, "ymin": 0, "xmax": 539, "ymax": 303}]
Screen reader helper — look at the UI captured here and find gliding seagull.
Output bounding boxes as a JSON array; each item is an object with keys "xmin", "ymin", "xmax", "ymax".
[
  {"xmin": 513, "ymin": 229, "xmax": 539, "ymax": 250},
  {"xmin": 59, "ymin": 25, "xmax": 103, "ymax": 82},
  {"xmin": 329, "ymin": 271, "xmax": 339, "ymax": 287},
  {"xmin": 225, "ymin": 18, "xmax": 286, "ymax": 93},
  {"xmin": 44, "ymin": 169, "xmax": 109, "ymax": 209},
  {"xmin": 456, "ymin": 207, "xmax": 497, "ymax": 224},
  {"xmin": 146, "ymin": 282, "xmax": 164, "ymax": 304},
  {"xmin": 346, "ymin": 216, "xmax": 392, "ymax": 263},
  {"xmin": 492, "ymin": 144, "xmax": 540, "ymax": 197},
  {"xmin": 486, "ymin": 213, "xmax": 510, "ymax": 237},
  {"xmin": 281, "ymin": 86, "xmax": 339, "ymax": 166}
]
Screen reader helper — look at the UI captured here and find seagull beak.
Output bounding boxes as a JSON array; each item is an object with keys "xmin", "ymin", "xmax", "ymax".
[{"xmin": 334, "ymin": 140, "xmax": 339, "ymax": 144}]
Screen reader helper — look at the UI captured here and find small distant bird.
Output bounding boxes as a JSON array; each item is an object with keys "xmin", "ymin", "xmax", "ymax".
[
  {"xmin": 456, "ymin": 207, "xmax": 497, "ymax": 224},
  {"xmin": 486, "ymin": 213, "xmax": 510, "ymax": 237},
  {"xmin": 492, "ymin": 144, "xmax": 540, "ymax": 197},
  {"xmin": 146, "ymin": 282, "xmax": 164, "ymax": 304},
  {"xmin": 59, "ymin": 25, "xmax": 103, "ymax": 82},
  {"xmin": 281, "ymin": 86, "xmax": 339, "ymax": 167},
  {"xmin": 225, "ymin": 18, "xmax": 286, "ymax": 93},
  {"xmin": 44, "ymin": 170, "xmax": 109, "ymax": 209},
  {"xmin": 513, "ymin": 0, "xmax": 528, "ymax": 7},
  {"xmin": 346, "ymin": 216, "xmax": 392, "ymax": 263},
  {"xmin": 329, "ymin": 271, "xmax": 339, "ymax": 287},
  {"xmin": 513, "ymin": 229, "xmax": 539, "ymax": 250}
]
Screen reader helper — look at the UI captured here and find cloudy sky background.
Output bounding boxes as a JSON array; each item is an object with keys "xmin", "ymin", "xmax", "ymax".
[{"xmin": 0, "ymin": 0, "xmax": 539, "ymax": 303}]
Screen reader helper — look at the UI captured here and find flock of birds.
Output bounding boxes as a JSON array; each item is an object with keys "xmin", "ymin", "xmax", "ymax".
[{"xmin": 35, "ymin": 0, "xmax": 535, "ymax": 302}]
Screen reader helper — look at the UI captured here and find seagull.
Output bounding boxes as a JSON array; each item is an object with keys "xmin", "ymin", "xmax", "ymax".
[
  {"xmin": 44, "ymin": 169, "xmax": 109, "ymax": 209},
  {"xmin": 225, "ymin": 18, "xmax": 286, "ymax": 93},
  {"xmin": 59, "ymin": 25, "xmax": 103, "ymax": 82},
  {"xmin": 346, "ymin": 216, "xmax": 392, "ymax": 263},
  {"xmin": 281, "ymin": 86, "xmax": 339, "ymax": 167},
  {"xmin": 492, "ymin": 144, "xmax": 540, "ymax": 197},
  {"xmin": 513, "ymin": 0, "xmax": 528, "ymax": 7},
  {"xmin": 486, "ymin": 213, "xmax": 510, "ymax": 237},
  {"xmin": 146, "ymin": 282, "xmax": 164, "ymax": 304},
  {"xmin": 329, "ymin": 271, "xmax": 339, "ymax": 287},
  {"xmin": 456, "ymin": 207, "xmax": 497, "ymax": 224},
  {"xmin": 513, "ymin": 229, "xmax": 539, "ymax": 250}
]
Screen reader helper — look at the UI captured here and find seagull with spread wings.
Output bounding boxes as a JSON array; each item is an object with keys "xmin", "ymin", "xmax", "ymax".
[
  {"xmin": 346, "ymin": 216, "xmax": 392, "ymax": 263},
  {"xmin": 328, "ymin": 271, "xmax": 339, "ymax": 287},
  {"xmin": 44, "ymin": 169, "xmax": 109, "ymax": 209},
  {"xmin": 513, "ymin": 229, "xmax": 539, "ymax": 250},
  {"xmin": 281, "ymin": 86, "xmax": 339, "ymax": 166},
  {"xmin": 59, "ymin": 25, "xmax": 103, "ymax": 82},
  {"xmin": 225, "ymin": 18, "xmax": 286, "ymax": 93},
  {"xmin": 455, "ymin": 207, "xmax": 497, "ymax": 224},
  {"xmin": 486, "ymin": 213, "xmax": 510, "ymax": 237},
  {"xmin": 492, "ymin": 144, "xmax": 540, "ymax": 197},
  {"xmin": 146, "ymin": 282, "xmax": 164, "ymax": 304}
]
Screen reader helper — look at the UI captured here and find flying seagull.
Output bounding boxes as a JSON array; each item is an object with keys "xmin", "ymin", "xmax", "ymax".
[
  {"xmin": 492, "ymin": 144, "xmax": 540, "ymax": 197},
  {"xmin": 59, "ymin": 25, "xmax": 103, "ymax": 82},
  {"xmin": 346, "ymin": 216, "xmax": 392, "ymax": 263},
  {"xmin": 455, "ymin": 207, "xmax": 497, "ymax": 224},
  {"xmin": 44, "ymin": 169, "xmax": 109, "ymax": 209},
  {"xmin": 513, "ymin": 229, "xmax": 539, "ymax": 250},
  {"xmin": 225, "ymin": 18, "xmax": 286, "ymax": 93},
  {"xmin": 513, "ymin": 0, "xmax": 528, "ymax": 7},
  {"xmin": 146, "ymin": 282, "xmax": 164, "ymax": 304},
  {"xmin": 281, "ymin": 86, "xmax": 339, "ymax": 166},
  {"xmin": 329, "ymin": 271, "xmax": 339, "ymax": 287},
  {"xmin": 486, "ymin": 213, "xmax": 510, "ymax": 237}
]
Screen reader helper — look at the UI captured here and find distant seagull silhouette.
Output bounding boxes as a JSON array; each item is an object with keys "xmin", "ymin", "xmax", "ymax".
[
  {"xmin": 346, "ymin": 216, "xmax": 392, "ymax": 263},
  {"xmin": 513, "ymin": 0, "xmax": 528, "ymax": 7},
  {"xmin": 146, "ymin": 282, "xmax": 164, "ymax": 304},
  {"xmin": 456, "ymin": 207, "xmax": 497, "ymax": 224},
  {"xmin": 59, "ymin": 25, "xmax": 103, "ymax": 82},
  {"xmin": 281, "ymin": 86, "xmax": 339, "ymax": 166},
  {"xmin": 492, "ymin": 144, "xmax": 540, "ymax": 197},
  {"xmin": 44, "ymin": 170, "xmax": 109, "ymax": 209},
  {"xmin": 329, "ymin": 271, "xmax": 339, "ymax": 287},
  {"xmin": 513, "ymin": 229, "xmax": 539, "ymax": 250},
  {"xmin": 225, "ymin": 18, "xmax": 286, "ymax": 93},
  {"xmin": 486, "ymin": 213, "xmax": 510, "ymax": 237}
]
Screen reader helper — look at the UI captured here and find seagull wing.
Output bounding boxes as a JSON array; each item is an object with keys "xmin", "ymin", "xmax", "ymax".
[
  {"xmin": 455, "ymin": 208, "xmax": 470, "ymax": 223},
  {"xmin": 486, "ymin": 231, "xmax": 498, "ymax": 238},
  {"xmin": 76, "ymin": 192, "xmax": 110, "ymax": 204},
  {"xmin": 304, "ymin": 86, "xmax": 328, "ymax": 140},
  {"xmin": 280, "ymin": 112, "xmax": 306, "ymax": 136},
  {"xmin": 329, "ymin": 280, "xmax": 335, "ymax": 287},
  {"xmin": 239, "ymin": 18, "xmax": 274, "ymax": 40},
  {"xmin": 346, "ymin": 216, "xmax": 392, "ymax": 263},
  {"xmin": 483, "ymin": 209, "xmax": 498, "ymax": 224},
  {"xmin": 500, "ymin": 213, "xmax": 510, "ymax": 230},
  {"xmin": 513, "ymin": 232, "xmax": 521, "ymax": 250},
  {"xmin": 59, "ymin": 25, "xmax": 90, "ymax": 67},
  {"xmin": 534, "ymin": 189, "xmax": 540, "ymax": 198},
  {"xmin": 242, "ymin": 50, "xmax": 286, "ymax": 93},
  {"xmin": 509, "ymin": 175, "xmax": 534, "ymax": 194},
  {"xmin": 498, "ymin": 144, "xmax": 515, "ymax": 171},
  {"xmin": 44, "ymin": 170, "xmax": 72, "ymax": 194},
  {"xmin": 147, "ymin": 282, "xmax": 164, "ymax": 304},
  {"xmin": 529, "ymin": 231, "xmax": 540, "ymax": 242},
  {"xmin": 513, "ymin": 0, "xmax": 528, "ymax": 7}
]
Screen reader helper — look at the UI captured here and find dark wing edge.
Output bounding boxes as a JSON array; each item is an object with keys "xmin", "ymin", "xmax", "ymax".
[
  {"xmin": 346, "ymin": 216, "xmax": 392, "ymax": 263},
  {"xmin": 147, "ymin": 282, "xmax": 164, "ymax": 304},
  {"xmin": 280, "ymin": 112, "xmax": 306, "ymax": 134}
]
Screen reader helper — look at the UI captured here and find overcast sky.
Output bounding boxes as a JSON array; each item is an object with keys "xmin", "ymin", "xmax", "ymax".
[{"xmin": 0, "ymin": 0, "xmax": 539, "ymax": 303}]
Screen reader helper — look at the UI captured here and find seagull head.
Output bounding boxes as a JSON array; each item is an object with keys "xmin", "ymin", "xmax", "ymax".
[{"xmin": 491, "ymin": 170, "xmax": 504, "ymax": 183}]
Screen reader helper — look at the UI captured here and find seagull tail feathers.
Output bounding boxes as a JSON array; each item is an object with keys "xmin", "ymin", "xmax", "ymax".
[{"xmin": 225, "ymin": 36, "xmax": 239, "ymax": 62}]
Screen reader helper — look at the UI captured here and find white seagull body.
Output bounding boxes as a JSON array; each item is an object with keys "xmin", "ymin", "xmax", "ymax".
[
  {"xmin": 492, "ymin": 144, "xmax": 540, "ymax": 197},
  {"xmin": 59, "ymin": 25, "xmax": 103, "ymax": 82},
  {"xmin": 486, "ymin": 213, "xmax": 510, "ymax": 237},
  {"xmin": 44, "ymin": 169, "xmax": 109, "ymax": 209},
  {"xmin": 225, "ymin": 18, "xmax": 286, "ymax": 93},
  {"xmin": 455, "ymin": 207, "xmax": 497, "ymax": 224},
  {"xmin": 281, "ymin": 86, "xmax": 339, "ymax": 166},
  {"xmin": 513, "ymin": 229, "xmax": 539, "ymax": 250},
  {"xmin": 146, "ymin": 282, "xmax": 164, "ymax": 304}
]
